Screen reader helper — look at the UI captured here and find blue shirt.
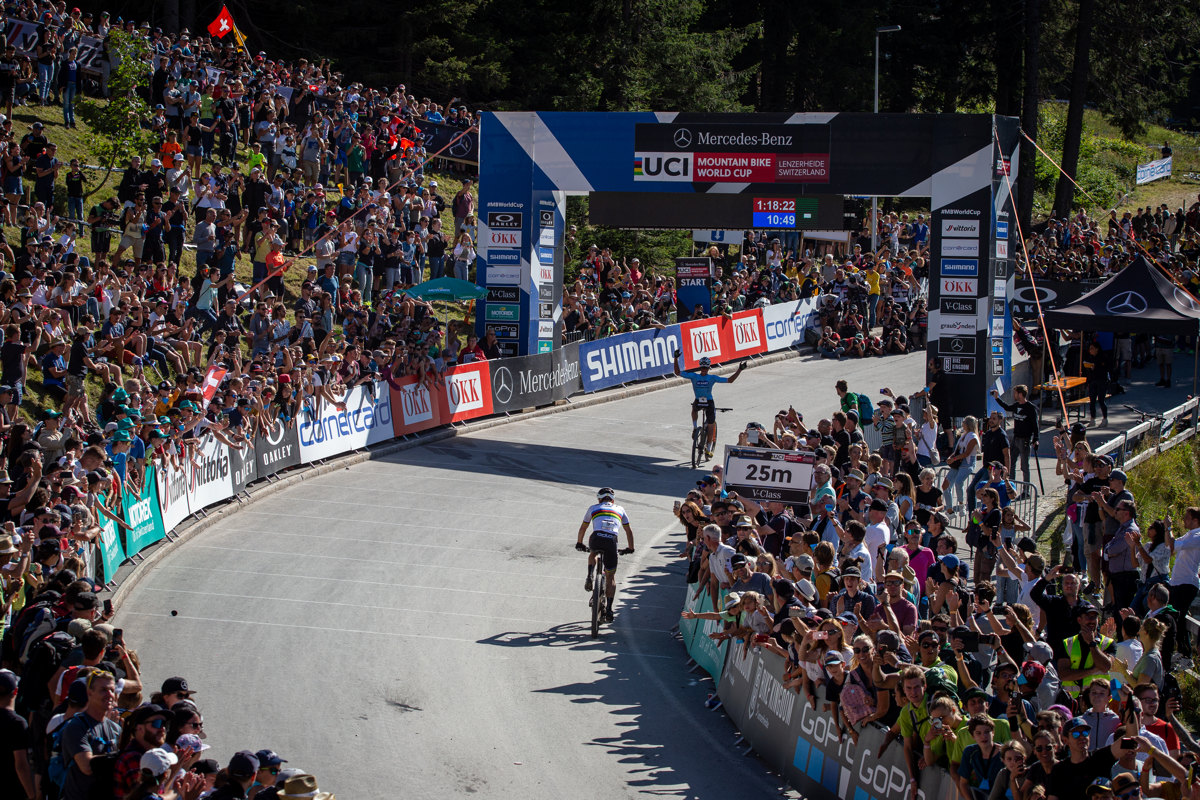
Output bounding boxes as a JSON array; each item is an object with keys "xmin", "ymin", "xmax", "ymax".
[{"xmin": 680, "ymin": 370, "xmax": 728, "ymax": 401}]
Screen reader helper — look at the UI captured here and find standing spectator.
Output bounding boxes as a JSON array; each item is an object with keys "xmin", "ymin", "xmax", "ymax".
[
  {"xmin": 64, "ymin": 158, "xmax": 85, "ymax": 223},
  {"xmin": 60, "ymin": 670, "xmax": 122, "ymax": 800},
  {"xmin": 452, "ymin": 178, "xmax": 474, "ymax": 237},
  {"xmin": 34, "ymin": 142, "xmax": 60, "ymax": 212},
  {"xmin": 0, "ymin": 669, "xmax": 34, "ymax": 800},
  {"xmin": 1168, "ymin": 506, "xmax": 1200, "ymax": 667},
  {"xmin": 58, "ymin": 46, "xmax": 80, "ymax": 128}
]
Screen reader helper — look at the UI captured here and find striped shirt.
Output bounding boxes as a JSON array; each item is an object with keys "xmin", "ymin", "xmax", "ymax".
[{"xmin": 583, "ymin": 502, "xmax": 630, "ymax": 537}]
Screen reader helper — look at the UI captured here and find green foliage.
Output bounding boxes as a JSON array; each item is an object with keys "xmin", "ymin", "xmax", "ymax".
[
  {"xmin": 1124, "ymin": 436, "xmax": 1200, "ymax": 527},
  {"xmin": 76, "ymin": 30, "xmax": 156, "ymax": 197}
]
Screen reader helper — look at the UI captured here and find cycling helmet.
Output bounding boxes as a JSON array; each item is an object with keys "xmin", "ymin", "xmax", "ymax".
[
  {"xmin": 597, "ymin": 487, "xmax": 616, "ymax": 500},
  {"xmin": 697, "ymin": 357, "xmax": 712, "ymax": 368}
]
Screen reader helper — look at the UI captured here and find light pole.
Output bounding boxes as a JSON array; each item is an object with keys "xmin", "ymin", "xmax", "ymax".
[{"xmin": 872, "ymin": 24, "xmax": 901, "ymax": 251}]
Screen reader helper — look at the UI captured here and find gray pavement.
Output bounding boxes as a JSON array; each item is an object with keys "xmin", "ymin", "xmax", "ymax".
[{"xmin": 114, "ymin": 349, "xmax": 927, "ymax": 799}]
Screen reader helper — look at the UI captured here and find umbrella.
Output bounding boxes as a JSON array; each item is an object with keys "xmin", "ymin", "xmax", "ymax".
[{"xmin": 404, "ymin": 276, "xmax": 488, "ymax": 302}]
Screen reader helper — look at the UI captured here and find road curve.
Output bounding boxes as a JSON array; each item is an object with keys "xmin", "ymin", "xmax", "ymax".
[{"xmin": 116, "ymin": 350, "xmax": 925, "ymax": 798}]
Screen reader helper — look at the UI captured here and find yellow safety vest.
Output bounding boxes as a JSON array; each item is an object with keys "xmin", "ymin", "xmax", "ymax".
[{"xmin": 1062, "ymin": 634, "xmax": 1114, "ymax": 698}]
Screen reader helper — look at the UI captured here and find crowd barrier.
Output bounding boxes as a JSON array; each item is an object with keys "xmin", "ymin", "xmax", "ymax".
[
  {"xmin": 90, "ymin": 298, "xmax": 819, "ymax": 586},
  {"xmin": 680, "ymin": 585, "xmax": 957, "ymax": 800}
]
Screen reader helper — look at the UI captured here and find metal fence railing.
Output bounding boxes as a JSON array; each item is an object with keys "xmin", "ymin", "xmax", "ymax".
[
  {"xmin": 931, "ymin": 464, "xmax": 1040, "ymax": 535},
  {"xmin": 1093, "ymin": 397, "xmax": 1200, "ymax": 470}
]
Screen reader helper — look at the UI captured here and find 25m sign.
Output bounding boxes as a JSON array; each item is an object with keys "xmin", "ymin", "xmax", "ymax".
[{"xmin": 722, "ymin": 446, "xmax": 816, "ymax": 506}]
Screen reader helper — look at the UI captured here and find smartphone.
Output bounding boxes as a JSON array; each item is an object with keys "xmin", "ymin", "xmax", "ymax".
[
  {"xmin": 812, "ymin": 631, "xmax": 829, "ymax": 641},
  {"xmin": 748, "ymin": 429, "xmax": 760, "ymax": 444},
  {"xmin": 932, "ymin": 717, "xmax": 943, "ymax": 729},
  {"xmin": 1120, "ymin": 737, "xmax": 1138, "ymax": 750},
  {"xmin": 103, "ymin": 599, "xmax": 114, "ymax": 617},
  {"xmin": 112, "ymin": 629, "xmax": 124, "ymax": 647}
]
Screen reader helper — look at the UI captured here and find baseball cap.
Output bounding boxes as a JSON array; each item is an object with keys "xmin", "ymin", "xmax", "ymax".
[
  {"xmin": 793, "ymin": 554, "xmax": 814, "ymax": 573},
  {"xmin": 140, "ymin": 748, "xmax": 178, "ymax": 777},
  {"xmin": 938, "ymin": 554, "xmax": 960, "ymax": 571},
  {"xmin": 0, "ymin": 669, "xmax": 17, "ymax": 694},
  {"xmin": 1110, "ymin": 469, "xmax": 1127, "ymax": 482},
  {"xmin": 1024, "ymin": 641, "xmax": 1055, "ymax": 664},
  {"xmin": 1110, "ymin": 773, "xmax": 1138, "ymax": 792},
  {"xmin": 730, "ymin": 553, "xmax": 748, "ymax": 568},
  {"xmin": 128, "ymin": 703, "xmax": 170, "ymax": 726},
  {"xmin": 823, "ymin": 651, "xmax": 844, "ymax": 666},
  {"xmin": 161, "ymin": 676, "xmax": 195, "ymax": 696},
  {"xmin": 228, "ymin": 751, "xmax": 260, "ymax": 778},
  {"xmin": 1063, "ymin": 716, "xmax": 1090, "ymax": 733},
  {"xmin": 1018, "ymin": 661, "xmax": 1046, "ymax": 686},
  {"xmin": 837, "ymin": 611, "xmax": 858, "ymax": 626},
  {"xmin": 254, "ymin": 749, "xmax": 287, "ymax": 767}
]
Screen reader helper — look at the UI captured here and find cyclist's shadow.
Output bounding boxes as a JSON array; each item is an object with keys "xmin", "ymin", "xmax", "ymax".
[{"xmin": 477, "ymin": 622, "xmax": 606, "ymax": 649}]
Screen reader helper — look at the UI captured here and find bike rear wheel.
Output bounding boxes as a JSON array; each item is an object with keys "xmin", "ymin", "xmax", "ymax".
[{"xmin": 590, "ymin": 572, "xmax": 604, "ymax": 637}]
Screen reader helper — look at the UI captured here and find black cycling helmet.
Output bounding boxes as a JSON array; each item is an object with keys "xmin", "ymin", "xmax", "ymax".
[{"xmin": 597, "ymin": 487, "xmax": 616, "ymax": 501}]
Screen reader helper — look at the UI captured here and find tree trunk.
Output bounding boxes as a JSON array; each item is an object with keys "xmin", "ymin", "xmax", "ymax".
[
  {"xmin": 161, "ymin": 0, "xmax": 180, "ymax": 34},
  {"xmin": 1053, "ymin": 0, "xmax": 1095, "ymax": 218},
  {"xmin": 1018, "ymin": 0, "xmax": 1040, "ymax": 231},
  {"xmin": 994, "ymin": 1, "xmax": 1023, "ymax": 116}
]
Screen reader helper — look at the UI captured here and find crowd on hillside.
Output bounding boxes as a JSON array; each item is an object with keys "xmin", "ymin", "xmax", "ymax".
[{"xmin": 676, "ymin": 373, "xmax": 1200, "ymax": 799}]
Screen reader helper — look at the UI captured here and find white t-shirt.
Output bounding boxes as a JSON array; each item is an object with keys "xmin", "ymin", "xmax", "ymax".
[
  {"xmin": 708, "ymin": 542, "xmax": 736, "ymax": 585},
  {"xmin": 917, "ymin": 421, "xmax": 938, "ymax": 458},
  {"xmin": 865, "ymin": 521, "xmax": 891, "ymax": 564},
  {"xmin": 1114, "ymin": 638, "xmax": 1144, "ymax": 675}
]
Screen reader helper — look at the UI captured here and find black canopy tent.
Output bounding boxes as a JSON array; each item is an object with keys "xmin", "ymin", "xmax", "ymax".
[{"xmin": 1042, "ymin": 255, "xmax": 1200, "ymax": 395}]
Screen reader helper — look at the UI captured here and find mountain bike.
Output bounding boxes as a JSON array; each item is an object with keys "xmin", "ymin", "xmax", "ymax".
[
  {"xmin": 691, "ymin": 406, "xmax": 732, "ymax": 469},
  {"xmin": 579, "ymin": 542, "xmax": 634, "ymax": 637}
]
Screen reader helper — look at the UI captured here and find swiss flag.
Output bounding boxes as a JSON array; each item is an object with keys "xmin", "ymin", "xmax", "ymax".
[
  {"xmin": 200, "ymin": 366, "xmax": 228, "ymax": 404},
  {"xmin": 207, "ymin": 5, "xmax": 236, "ymax": 39}
]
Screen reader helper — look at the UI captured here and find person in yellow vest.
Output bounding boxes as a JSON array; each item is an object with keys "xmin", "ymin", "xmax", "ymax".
[{"xmin": 1057, "ymin": 604, "xmax": 1116, "ymax": 702}]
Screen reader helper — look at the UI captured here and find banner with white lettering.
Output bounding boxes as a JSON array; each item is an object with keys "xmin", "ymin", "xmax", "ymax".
[
  {"xmin": 683, "ymin": 588, "xmax": 729, "ymax": 682},
  {"xmin": 578, "ymin": 324, "xmax": 682, "ymax": 392},
  {"xmin": 418, "ymin": 120, "xmax": 479, "ymax": 164},
  {"xmin": 390, "ymin": 375, "xmax": 444, "ymax": 436},
  {"xmin": 439, "ymin": 362, "xmax": 494, "ymax": 423},
  {"xmin": 488, "ymin": 342, "xmax": 582, "ymax": 414},
  {"xmin": 255, "ymin": 420, "xmax": 301, "ymax": 475},
  {"xmin": 1136, "ymin": 155, "xmax": 1172, "ymax": 185},
  {"xmin": 122, "ymin": 466, "xmax": 167, "ymax": 556},
  {"xmin": 297, "ymin": 381, "xmax": 393, "ymax": 462},
  {"xmin": 228, "ymin": 440, "xmax": 257, "ymax": 494},
  {"xmin": 95, "ymin": 495, "xmax": 126, "ymax": 582},
  {"xmin": 4, "ymin": 20, "xmax": 106, "ymax": 76}
]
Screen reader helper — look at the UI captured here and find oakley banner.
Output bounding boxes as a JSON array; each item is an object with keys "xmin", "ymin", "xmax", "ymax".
[
  {"xmin": 255, "ymin": 420, "xmax": 302, "ymax": 475},
  {"xmin": 228, "ymin": 441, "xmax": 257, "ymax": 495},
  {"xmin": 489, "ymin": 342, "xmax": 583, "ymax": 414},
  {"xmin": 1009, "ymin": 280, "xmax": 1089, "ymax": 319}
]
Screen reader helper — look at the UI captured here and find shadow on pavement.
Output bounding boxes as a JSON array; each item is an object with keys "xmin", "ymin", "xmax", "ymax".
[{"xmin": 475, "ymin": 541, "xmax": 777, "ymax": 798}]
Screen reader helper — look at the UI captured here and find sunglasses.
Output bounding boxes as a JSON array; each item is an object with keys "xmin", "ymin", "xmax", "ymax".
[
  {"xmin": 920, "ymin": 641, "xmax": 938, "ymax": 650},
  {"xmin": 1117, "ymin": 790, "xmax": 1141, "ymax": 800},
  {"xmin": 1069, "ymin": 729, "xmax": 1089, "ymax": 739},
  {"xmin": 932, "ymin": 626, "xmax": 948, "ymax": 633},
  {"xmin": 147, "ymin": 719, "xmax": 165, "ymax": 729},
  {"xmin": 885, "ymin": 579, "xmax": 902, "ymax": 586},
  {"xmin": 1034, "ymin": 745, "xmax": 1053, "ymax": 753},
  {"xmin": 853, "ymin": 647, "xmax": 872, "ymax": 655}
]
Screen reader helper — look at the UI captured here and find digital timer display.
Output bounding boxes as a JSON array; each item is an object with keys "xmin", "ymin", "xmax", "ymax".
[{"xmin": 751, "ymin": 197, "xmax": 819, "ymax": 229}]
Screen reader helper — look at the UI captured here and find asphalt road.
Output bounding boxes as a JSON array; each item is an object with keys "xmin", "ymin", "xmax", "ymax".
[{"xmin": 115, "ymin": 349, "xmax": 925, "ymax": 799}]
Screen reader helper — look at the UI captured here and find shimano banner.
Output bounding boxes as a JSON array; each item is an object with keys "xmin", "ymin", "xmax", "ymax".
[
  {"xmin": 579, "ymin": 324, "xmax": 682, "ymax": 391},
  {"xmin": 298, "ymin": 381, "xmax": 393, "ymax": 462},
  {"xmin": 490, "ymin": 342, "xmax": 583, "ymax": 414}
]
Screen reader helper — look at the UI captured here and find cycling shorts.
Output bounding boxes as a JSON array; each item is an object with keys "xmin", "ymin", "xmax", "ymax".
[
  {"xmin": 692, "ymin": 397, "xmax": 715, "ymax": 426},
  {"xmin": 588, "ymin": 532, "xmax": 619, "ymax": 571}
]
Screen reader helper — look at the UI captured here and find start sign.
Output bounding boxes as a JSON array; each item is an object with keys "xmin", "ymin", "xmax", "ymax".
[{"xmin": 722, "ymin": 446, "xmax": 816, "ymax": 506}]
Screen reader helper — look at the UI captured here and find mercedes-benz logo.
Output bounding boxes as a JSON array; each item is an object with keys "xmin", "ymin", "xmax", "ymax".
[
  {"xmin": 1175, "ymin": 287, "xmax": 1199, "ymax": 311},
  {"xmin": 673, "ymin": 128, "xmax": 692, "ymax": 148},
  {"xmin": 951, "ymin": 339, "xmax": 965, "ymax": 352},
  {"xmin": 1106, "ymin": 290, "xmax": 1148, "ymax": 315},
  {"xmin": 493, "ymin": 366, "xmax": 513, "ymax": 405}
]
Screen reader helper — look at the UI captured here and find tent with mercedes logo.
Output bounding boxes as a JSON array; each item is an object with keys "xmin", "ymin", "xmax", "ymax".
[{"xmin": 1042, "ymin": 254, "xmax": 1200, "ymax": 391}]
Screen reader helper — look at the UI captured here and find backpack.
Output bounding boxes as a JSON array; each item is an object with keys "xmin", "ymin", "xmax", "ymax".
[
  {"xmin": 841, "ymin": 666, "xmax": 876, "ymax": 725},
  {"xmin": 856, "ymin": 393, "xmax": 874, "ymax": 421},
  {"xmin": 17, "ymin": 631, "xmax": 76, "ymax": 716},
  {"xmin": 6, "ymin": 596, "xmax": 60, "ymax": 665}
]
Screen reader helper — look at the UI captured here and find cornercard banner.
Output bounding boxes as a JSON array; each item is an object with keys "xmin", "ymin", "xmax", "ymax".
[{"xmin": 297, "ymin": 381, "xmax": 393, "ymax": 462}]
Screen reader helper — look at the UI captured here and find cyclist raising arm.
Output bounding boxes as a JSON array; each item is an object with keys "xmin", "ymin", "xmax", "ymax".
[
  {"xmin": 575, "ymin": 487, "xmax": 635, "ymax": 622},
  {"xmin": 674, "ymin": 351, "xmax": 746, "ymax": 458}
]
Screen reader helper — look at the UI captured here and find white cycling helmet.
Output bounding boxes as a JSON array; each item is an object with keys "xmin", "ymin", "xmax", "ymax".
[
  {"xmin": 697, "ymin": 357, "xmax": 712, "ymax": 368},
  {"xmin": 597, "ymin": 487, "xmax": 616, "ymax": 500}
]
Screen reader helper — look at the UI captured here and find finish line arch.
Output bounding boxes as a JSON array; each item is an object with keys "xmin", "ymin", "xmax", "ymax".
[{"xmin": 475, "ymin": 111, "xmax": 1020, "ymax": 418}]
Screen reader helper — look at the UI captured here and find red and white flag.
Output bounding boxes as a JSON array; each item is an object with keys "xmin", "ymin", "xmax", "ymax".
[
  {"xmin": 207, "ymin": 5, "xmax": 236, "ymax": 39},
  {"xmin": 200, "ymin": 365, "xmax": 227, "ymax": 404}
]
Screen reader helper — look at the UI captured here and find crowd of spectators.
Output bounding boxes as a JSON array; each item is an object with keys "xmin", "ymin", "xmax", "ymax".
[
  {"xmin": 676, "ymin": 371, "xmax": 1200, "ymax": 800},
  {"xmin": 561, "ymin": 216, "xmax": 931, "ymax": 350}
]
